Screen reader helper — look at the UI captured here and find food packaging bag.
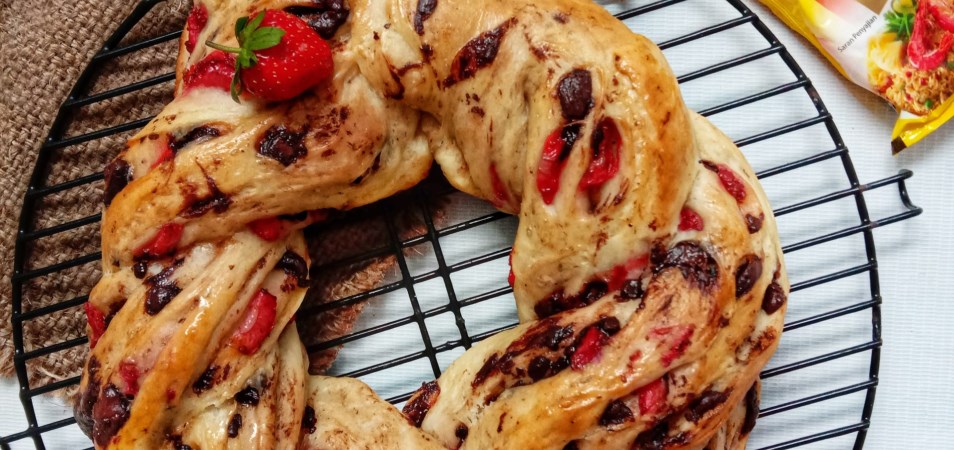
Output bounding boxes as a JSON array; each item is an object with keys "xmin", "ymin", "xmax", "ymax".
[{"xmin": 757, "ymin": 0, "xmax": 954, "ymax": 152}]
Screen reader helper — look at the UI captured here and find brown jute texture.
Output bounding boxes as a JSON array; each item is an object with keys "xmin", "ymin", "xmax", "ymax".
[{"xmin": 0, "ymin": 0, "xmax": 441, "ymax": 397}]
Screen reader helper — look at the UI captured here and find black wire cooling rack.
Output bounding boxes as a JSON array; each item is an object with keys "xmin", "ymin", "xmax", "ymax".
[{"xmin": 5, "ymin": 0, "xmax": 924, "ymax": 449}]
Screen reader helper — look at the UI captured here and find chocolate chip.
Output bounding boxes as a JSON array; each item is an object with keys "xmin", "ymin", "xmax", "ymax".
[
  {"xmin": 633, "ymin": 421, "xmax": 670, "ymax": 450},
  {"xmin": 620, "ymin": 279, "xmax": 644, "ymax": 300},
  {"xmin": 276, "ymin": 251, "xmax": 309, "ymax": 285},
  {"xmin": 144, "ymin": 263, "xmax": 182, "ymax": 316},
  {"xmin": 472, "ymin": 353, "xmax": 499, "ymax": 387},
  {"xmin": 745, "ymin": 213, "xmax": 764, "ymax": 234},
  {"xmin": 402, "ymin": 381, "xmax": 440, "ymax": 427},
  {"xmin": 761, "ymin": 281, "xmax": 786, "ymax": 314},
  {"xmin": 302, "ymin": 406, "xmax": 317, "ymax": 434},
  {"xmin": 227, "ymin": 413, "xmax": 242, "ymax": 438},
  {"xmin": 286, "ymin": 0, "xmax": 350, "ymax": 40},
  {"xmin": 169, "ymin": 434, "xmax": 193, "ymax": 450},
  {"xmin": 234, "ymin": 386, "xmax": 260, "ymax": 406},
  {"xmin": 599, "ymin": 399, "xmax": 634, "ymax": 426},
  {"xmin": 533, "ymin": 279, "xmax": 608, "ymax": 318},
  {"xmin": 551, "ymin": 355, "xmax": 570, "ymax": 372},
  {"xmin": 171, "ymin": 125, "xmax": 220, "ymax": 151},
  {"xmin": 414, "ymin": 0, "xmax": 437, "ymax": 34},
  {"xmin": 558, "ymin": 124, "xmax": 582, "ymax": 160},
  {"xmin": 103, "ymin": 158, "xmax": 132, "ymax": 206},
  {"xmin": 741, "ymin": 383, "xmax": 760, "ymax": 435},
  {"xmin": 133, "ymin": 260, "xmax": 148, "ymax": 279},
  {"xmin": 735, "ymin": 255, "xmax": 763, "ymax": 298},
  {"xmin": 598, "ymin": 317, "xmax": 621, "ymax": 336},
  {"xmin": 545, "ymin": 325, "xmax": 574, "ymax": 350},
  {"xmin": 685, "ymin": 389, "xmax": 730, "ymax": 423},
  {"xmin": 655, "ymin": 241, "xmax": 720, "ymax": 290},
  {"xmin": 75, "ymin": 357, "xmax": 101, "ymax": 437},
  {"xmin": 257, "ymin": 125, "xmax": 307, "ymax": 166},
  {"xmin": 182, "ymin": 172, "xmax": 231, "ymax": 218},
  {"xmin": 528, "ymin": 356, "xmax": 551, "ymax": 381},
  {"xmin": 192, "ymin": 366, "xmax": 218, "ymax": 395},
  {"xmin": 443, "ymin": 18, "xmax": 515, "ymax": 87},
  {"xmin": 91, "ymin": 384, "xmax": 132, "ymax": 447},
  {"xmin": 455, "ymin": 423, "xmax": 469, "ymax": 440},
  {"xmin": 557, "ymin": 69, "xmax": 594, "ymax": 121}
]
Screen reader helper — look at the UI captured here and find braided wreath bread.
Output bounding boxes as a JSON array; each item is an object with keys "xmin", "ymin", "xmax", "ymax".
[{"xmin": 75, "ymin": 0, "xmax": 789, "ymax": 448}]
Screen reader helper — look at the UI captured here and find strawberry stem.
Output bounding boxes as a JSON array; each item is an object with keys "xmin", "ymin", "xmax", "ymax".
[{"xmin": 206, "ymin": 40, "xmax": 243, "ymax": 53}]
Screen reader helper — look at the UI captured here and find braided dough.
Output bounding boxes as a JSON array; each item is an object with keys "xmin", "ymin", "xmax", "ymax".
[{"xmin": 75, "ymin": 0, "xmax": 789, "ymax": 449}]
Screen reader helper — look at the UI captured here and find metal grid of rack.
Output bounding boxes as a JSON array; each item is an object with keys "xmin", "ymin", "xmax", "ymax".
[{"xmin": 5, "ymin": 0, "xmax": 923, "ymax": 448}]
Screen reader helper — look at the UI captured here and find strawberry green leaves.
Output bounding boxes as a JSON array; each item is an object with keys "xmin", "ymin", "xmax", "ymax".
[{"xmin": 206, "ymin": 11, "xmax": 286, "ymax": 102}]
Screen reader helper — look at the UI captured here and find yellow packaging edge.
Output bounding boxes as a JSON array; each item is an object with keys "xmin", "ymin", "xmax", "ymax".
[{"xmin": 892, "ymin": 95, "xmax": 954, "ymax": 153}]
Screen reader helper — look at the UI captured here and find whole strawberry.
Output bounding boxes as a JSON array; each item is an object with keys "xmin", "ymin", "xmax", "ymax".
[{"xmin": 207, "ymin": 10, "xmax": 334, "ymax": 102}]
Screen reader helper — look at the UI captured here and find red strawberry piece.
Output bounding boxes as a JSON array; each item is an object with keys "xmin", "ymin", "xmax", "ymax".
[
  {"xmin": 231, "ymin": 289, "xmax": 278, "ymax": 355},
  {"xmin": 607, "ymin": 255, "xmax": 649, "ymax": 291},
  {"xmin": 651, "ymin": 325, "xmax": 694, "ymax": 367},
  {"xmin": 704, "ymin": 162, "xmax": 747, "ymax": 202},
  {"xmin": 507, "ymin": 251, "xmax": 515, "ymax": 287},
  {"xmin": 185, "ymin": 4, "xmax": 209, "ymax": 53},
  {"xmin": 636, "ymin": 378, "xmax": 668, "ymax": 415},
  {"xmin": 571, "ymin": 327, "xmax": 610, "ymax": 370},
  {"xmin": 209, "ymin": 10, "xmax": 334, "ymax": 102},
  {"xmin": 248, "ymin": 217, "xmax": 284, "ymax": 241},
  {"xmin": 151, "ymin": 135, "xmax": 175, "ymax": 168},
  {"xmin": 84, "ymin": 302, "xmax": 107, "ymax": 349},
  {"xmin": 716, "ymin": 165, "xmax": 747, "ymax": 202},
  {"xmin": 678, "ymin": 207, "xmax": 704, "ymax": 231},
  {"xmin": 134, "ymin": 223, "xmax": 184, "ymax": 259},
  {"xmin": 118, "ymin": 360, "xmax": 141, "ymax": 395},
  {"xmin": 182, "ymin": 51, "xmax": 236, "ymax": 93},
  {"xmin": 537, "ymin": 126, "xmax": 579, "ymax": 205},
  {"xmin": 578, "ymin": 117, "xmax": 622, "ymax": 192},
  {"xmin": 489, "ymin": 163, "xmax": 510, "ymax": 208}
]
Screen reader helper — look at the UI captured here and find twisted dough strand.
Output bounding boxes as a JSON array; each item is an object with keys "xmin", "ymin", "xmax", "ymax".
[{"xmin": 77, "ymin": 0, "xmax": 788, "ymax": 449}]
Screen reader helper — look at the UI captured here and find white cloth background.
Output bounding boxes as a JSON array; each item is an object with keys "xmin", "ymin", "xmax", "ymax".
[{"xmin": 2, "ymin": 0, "xmax": 951, "ymax": 448}]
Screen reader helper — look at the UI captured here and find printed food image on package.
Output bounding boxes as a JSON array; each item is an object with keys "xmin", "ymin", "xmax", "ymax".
[
  {"xmin": 869, "ymin": 0, "xmax": 953, "ymax": 115},
  {"xmin": 758, "ymin": 0, "xmax": 954, "ymax": 152}
]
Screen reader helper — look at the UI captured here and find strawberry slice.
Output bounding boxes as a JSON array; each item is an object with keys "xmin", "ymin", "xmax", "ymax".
[
  {"xmin": 636, "ymin": 378, "xmax": 668, "ymax": 415},
  {"xmin": 118, "ymin": 360, "xmax": 141, "ymax": 395},
  {"xmin": 607, "ymin": 254, "xmax": 649, "ymax": 291},
  {"xmin": 182, "ymin": 51, "xmax": 236, "ymax": 93},
  {"xmin": 134, "ymin": 223, "xmax": 184, "ymax": 259},
  {"xmin": 651, "ymin": 325, "xmax": 695, "ymax": 367},
  {"xmin": 248, "ymin": 217, "xmax": 284, "ymax": 241},
  {"xmin": 151, "ymin": 135, "xmax": 174, "ymax": 168},
  {"xmin": 703, "ymin": 162, "xmax": 747, "ymax": 202},
  {"xmin": 571, "ymin": 327, "xmax": 610, "ymax": 370},
  {"xmin": 84, "ymin": 302, "xmax": 107, "ymax": 349},
  {"xmin": 185, "ymin": 4, "xmax": 209, "ymax": 53},
  {"xmin": 578, "ymin": 118, "xmax": 621, "ymax": 192},
  {"xmin": 536, "ymin": 125, "xmax": 581, "ymax": 205},
  {"xmin": 230, "ymin": 290, "xmax": 278, "ymax": 355},
  {"xmin": 507, "ymin": 250, "xmax": 515, "ymax": 287},
  {"xmin": 678, "ymin": 207, "xmax": 704, "ymax": 231}
]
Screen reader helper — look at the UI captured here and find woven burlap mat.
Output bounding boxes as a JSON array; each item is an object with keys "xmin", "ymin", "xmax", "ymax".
[{"xmin": 0, "ymin": 0, "xmax": 439, "ymax": 397}]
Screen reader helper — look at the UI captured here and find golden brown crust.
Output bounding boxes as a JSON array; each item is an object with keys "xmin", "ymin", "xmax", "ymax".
[{"xmin": 77, "ymin": 0, "xmax": 787, "ymax": 449}]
